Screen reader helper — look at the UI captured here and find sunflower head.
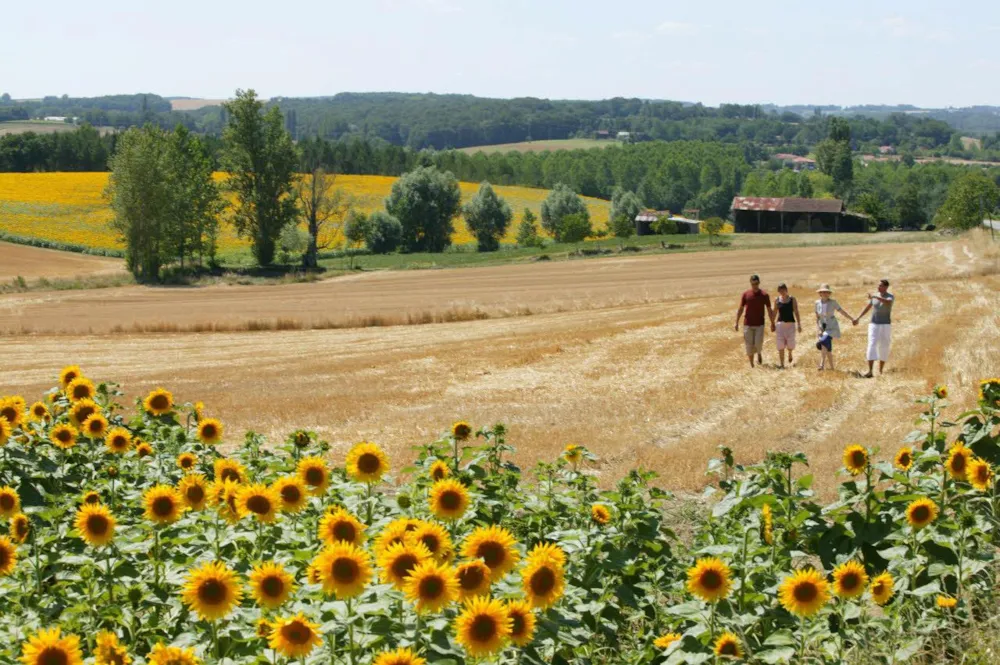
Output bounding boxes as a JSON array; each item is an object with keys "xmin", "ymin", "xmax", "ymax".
[
  {"xmin": 563, "ymin": 444, "xmax": 583, "ymax": 464},
  {"xmin": 104, "ymin": 427, "xmax": 132, "ymax": 454},
  {"xmin": 10, "ymin": 513, "xmax": 30, "ymax": 543},
  {"xmin": 456, "ymin": 559, "xmax": 492, "ymax": 600},
  {"xmin": 906, "ymin": 498, "xmax": 938, "ymax": 530},
  {"xmin": 268, "ymin": 613, "xmax": 323, "ymax": 659},
  {"xmin": 869, "ymin": 572, "xmax": 894, "ymax": 606},
  {"xmin": 272, "ymin": 476, "xmax": 309, "ymax": 513},
  {"xmin": 18, "ymin": 628, "xmax": 84, "ymax": 665},
  {"xmin": 82, "ymin": 413, "xmax": 109, "ymax": 439},
  {"xmin": 94, "ymin": 630, "xmax": 131, "ymax": 665},
  {"xmin": 713, "ymin": 632, "xmax": 743, "ymax": 659},
  {"xmin": 946, "ymin": 443, "xmax": 972, "ymax": 480},
  {"xmin": 778, "ymin": 568, "xmax": 830, "ymax": 617},
  {"xmin": 894, "ymin": 447, "xmax": 913, "ymax": 472},
  {"xmin": 969, "ymin": 458, "xmax": 994, "ymax": 491},
  {"xmin": 29, "ymin": 402, "xmax": 50, "ymax": 422},
  {"xmin": 68, "ymin": 399, "xmax": 99, "ymax": 428},
  {"xmin": 255, "ymin": 618, "xmax": 272, "ymax": 639},
  {"xmin": 197, "ymin": 418, "xmax": 223, "ymax": 445},
  {"xmin": 452, "ymin": 421, "xmax": 473, "ymax": 441},
  {"xmin": 75, "ymin": 504, "xmax": 116, "ymax": 548},
  {"xmin": 460, "ymin": 525, "xmax": 520, "ymax": 581},
  {"xmin": 505, "ymin": 599, "xmax": 537, "ymax": 647},
  {"xmin": 83, "ymin": 490, "xmax": 101, "ymax": 505},
  {"xmin": 454, "ymin": 596, "xmax": 512, "ymax": 658},
  {"xmin": 761, "ymin": 504, "xmax": 774, "ymax": 544},
  {"xmin": 143, "ymin": 485, "xmax": 185, "ymax": 524},
  {"xmin": 292, "ymin": 429, "xmax": 311, "ymax": 448},
  {"xmin": 933, "ymin": 385, "xmax": 948, "ymax": 399},
  {"xmin": 60, "ymin": 365, "xmax": 83, "ymax": 388},
  {"xmin": 843, "ymin": 444, "xmax": 868, "ymax": 475},
  {"xmin": 213, "ymin": 457, "xmax": 246, "ymax": 484},
  {"xmin": 50, "ymin": 423, "xmax": 78, "ymax": 450},
  {"xmin": 0, "ymin": 397, "xmax": 24, "ymax": 429},
  {"xmin": 686, "ymin": 557, "xmax": 732, "ymax": 603},
  {"xmin": 0, "ymin": 416, "xmax": 11, "ymax": 446},
  {"xmin": 176, "ymin": 452, "xmax": 198, "ymax": 472},
  {"xmin": 236, "ymin": 484, "xmax": 280, "ymax": 523},
  {"xmin": 143, "ymin": 388, "xmax": 174, "ymax": 416},
  {"xmin": 936, "ymin": 595, "xmax": 958, "ymax": 609},
  {"xmin": 345, "ymin": 441, "xmax": 390, "ymax": 483},
  {"xmin": 181, "ymin": 560, "xmax": 243, "ymax": 621},
  {"xmin": 66, "ymin": 377, "xmax": 96, "ymax": 403},
  {"xmin": 591, "ymin": 503, "xmax": 611, "ymax": 526},
  {"xmin": 297, "ymin": 457, "xmax": 330, "ymax": 495},
  {"xmin": 210, "ymin": 479, "xmax": 242, "ymax": 524},
  {"xmin": 312, "ymin": 542, "xmax": 373, "ymax": 599},
  {"xmin": 178, "ymin": 474, "xmax": 209, "ymax": 510},
  {"xmin": 372, "ymin": 648, "xmax": 427, "ymax": 665},
  {"xmin": 429, "ymin": 479, "xmax": 471, "ymax": 521},
  {"xmin": 429, "ymin": 460, "xmax": 450, "ymax": 481},
  {"xmin": 0, "ymin": 535, "xmax": 16, "ymax": 576},
  {"xmin": 832, "ymin": 560, "xmax": 868, "ymax": 599},
  {"xmin": 374, "ymin": 518, "xmax": 420, "ymax": 555},
  {"xmin": 527, "ymin": 542, "xmax": 566, "ymax": 568},
  {"xmin": 135, "ymin": 441, "xmax": 153, "ymax": 458},
  {"xmin": 249, "ymin": 561, "xmax": 295, "ymax": 609},
  {"xmin": 147, "ymin": 643, "xmax": 200, "ymax": 665},
  {"xmin": 521, "ymin": 556, "xmax": 566, "ymax": 609},
  {"xmin": 0, "ymin": 486, "xmax": 21, "ymax": 518},
  {"xmin": 407, "ymin": 521, "xmax": 453, "ymax": 562},
  {"xmin": 654, "ymin": 633, "xmax": 683, "ymax": 650},
  {"xmin": 318, "ymin": 507, "xmax": 366, "ymax": 546},
  {"xmin": 378, "ymin": 541, "xmax": 433, "ymax": 589},
  {"xmin": 404, "ymin": 559, "xmax": 460, "ymax": 613}
]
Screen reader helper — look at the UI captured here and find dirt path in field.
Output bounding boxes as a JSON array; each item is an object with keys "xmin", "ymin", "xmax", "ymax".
[
  {"xmin": 2, "ymin": 237, "xmax": 998, "ymax": 494},
  {"xmin": 0, "ymin": 242, "xmax": 124, "ymax": 280}
]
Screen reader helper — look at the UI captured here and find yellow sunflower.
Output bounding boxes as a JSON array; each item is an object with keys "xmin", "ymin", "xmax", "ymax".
[
  {"xmin": 562, "ymin": 444, "xmax": 583, "ymax": 464},
  {"xmin": 11, "ymin": 513, "xmax": 30, "ymax": 543},
  {"xmin": 297, "ymin": 457, "xmax": 330, "ymax": 495},
  {"xmin": 429, "ymin": 460, "xmax": 451, "ymax": 481},
  {"xmin": 934, "ymin": 385, "xmax": 948, "ymax": 399},
  {"xmin": 68, "ymin": 399, "xmax": 99, "ymax": 428},
  {"xmin": 196, "ymin": 418, "xmax": 223, "ymax": 445},
  {"xmin": 345, "ymin": 441, "xmax": 390, "ymax": 483},
  {"xmin": 75, "ymin": 504, "xmax": 116, "ymax": 547},
  {"xmin": 83, "ymin": 490, "xmax": 101, "ymax": 505},
  {"xmin": 869, "ymin": 572, "xmax": 894, "ymax": 606},
  {"xmin": 522, "ymin": 556, "xmax": 566, "ymax": 609},
  {"xmin": 761, "ymin": 503, "xmax": 774, "ymax": 545},
  {"xmin": 906, "ymin": 498, "xmax": 938, "ymax": 530},
  {"xmin": 686, "ymin": 557, "xmax": 732, "ymax": 603},
  {"xmin": 429, "ymin": 478, "xmax": 471, "ymax": 521},
  {"xmin": 318, "ymin": 507, "xmax": 366, "ymax": 547},
  {"xmin": 104, "ymin": 427, "xmax": 132, "ymax": 454},
  {"xmin": 452, "ymin": 421, "xmax": 473, "ymax": 441},
  {"xmin": 654, "ymin": 633, "xmax": 683, "ymax": 649},
  {"xmin": 372, "ymin": 648, "xmax": 427, "ymax": 665},
  {"xmin": 713, "ymin": 632, "xmax": 743, "ymax": 659},
  {"xmin": 778, "ymin": 568, "xmax": 830, "ymax": 617},
  {"xmin": 82, "ymin": 413, "xmax": 109, "ymax": 439},
  {"xmin": 946, "ymin": 443, "xmax": 972, "ymax": 481},
  {"xmin": 378, "ymin": 541, "xmax": 433, "ymax": 589},
  {"xmin": 832, "ymin": 560, "xmax": 869, "ymax": 599},
  {"xmin": 249, "ymin": 561, "xmax": 295, "ymax": 609},
  {"xmin": 213, "ymin": 458, "xmax": 246, "ymax": 485},
  {"xmin": 181, "ymin": 560, "xmax": 243, "ymax": 621},
  {"xmin": 143, "ymin": 388, "xmax": 174, "ymax": 416},
  {"xmin": 51, "ymin": 423, "xmax": 78, "ymax": 450},
  {"xmin": 143, "ymin": 485, "xmax": 185, "ymax": 524},
  {"xmin": 18, "ymin": 628, "xmax": 83, "ymax": 665},
  {"xmin": 969, "ymin": 459, "xmax": 993, "ymax": 491},
  {"xmin": 591, "ymin": 503, "xmax": 611, "ymax": 526},
  {"xmin": 454, "ymin": 596, "xmax": 511, "ymax": 658},
  {"xmin": 0, "ymin": 486, "xmax": 21, "ymax": 518},
  {"xmin": 460, "ymin": 525, "xmax": 520, "ymax": 581},
  {"xmin": 312, "ymin": 542, "xmax": 373, "ymax": 599},
  {"xmin": 60, "ymin": 365, "xmax": 83, "ymax": 389},
  {"xmin": 506, "ymin": 599, "xmax": 537, "ymax": 646},
  {"xmin": 65, "ymin": 377, "xmax": 95, "ymax": 403},
  {"xmin": 177, "ymin": 474, "xmax": 209, "ymax": 510},
  {"xmin": 236, "ymin": 484, "xmax": 280, "ymax": 523},
  {"xmin": 0, "ymin": 535, "xmax": 16, "ymax": 576},
  {"xmin": 0, "ymin": 397, "xmax": 24, "ymax": 429},
  {"xmin": 456, "ymin": 559, "xmax": 493, "ymax": 600},
  {"xmin": 404, "ymin": 559, "xmax": 460, "ymax": 613},
  {"xmin": 843, "ymin": 445, "xmax": 868, "ymax": 475},
  {"xmin": 526, "ymin": 542, "xmax": 567, "ymax": 569},
  {"xmin": 147, "ymin": 644, "xmax": 200, "ymax": 665},
  {"xmin": 936, "ymin": 595, "xmax": 957, "ymax": 609},
  {"xmin": 95, "ymin": 631, "xmax": 131, "ymax": 665},
  {"xmin": 28, "ymin": 402, "xmax": 49, "ymax": 422},
  {"xmin": 135, "ymin": 441, "xmax": 153, "ymax": 458},
  {"xmin": 0, "ymin": 416, "xmax": 10, "ymax": 445},
  {"xmin": 894, "ymin": 447, "xmax": 913, "ymax": 472},
  {"xmin": 268, "ymin": 613, "xmax": 322, "ymax": 658},
  {"xmin": 210, "ymin": 480, "xmax": 242, "ymax": 524},
  {"xmin": 407, "ymin": 521, "xmax": 454, "ymax": 562},
  {"xmin": 271, "ymin": 476, "xmax": 308, "ymax": 513},
  {"xmin": 374, "ymin": 517, "xmax": 420, "ymax": 555},
  {"xmin": 255, "ymin": 618, "xmax": 272, "ymax": 639}
]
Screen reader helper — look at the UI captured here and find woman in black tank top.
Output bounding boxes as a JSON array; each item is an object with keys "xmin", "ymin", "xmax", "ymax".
[
  {"xmin": 774, "ymin": 283, "xmax": 801, "ymax": 368},
  {"xmin": 777, "ymin": 297, "xmax": 796, "ymax": 323}
]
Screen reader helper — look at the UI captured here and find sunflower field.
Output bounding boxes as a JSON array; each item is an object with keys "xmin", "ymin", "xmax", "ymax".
[{"xmin": 1, "ymin": 373, "xmax": 1000, "ymax": 665}]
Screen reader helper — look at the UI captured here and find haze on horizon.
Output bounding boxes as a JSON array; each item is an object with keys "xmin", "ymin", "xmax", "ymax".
[{"xmin": 1, "ymin": 0, "xmax": 997, "ymax": 108}]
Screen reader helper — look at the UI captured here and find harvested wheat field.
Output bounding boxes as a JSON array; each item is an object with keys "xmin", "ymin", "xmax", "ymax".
[
  {"xmin": 0, "ymin": 240, "xmax": 124, "ymax": 280},
  {"xmin": 3, "ymin": 234, "xmax": 998, "ymax": 494}
]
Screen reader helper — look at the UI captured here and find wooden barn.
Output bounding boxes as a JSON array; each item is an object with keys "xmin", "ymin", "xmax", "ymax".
[{"xmin": 730, "ymin": 197, "xmax": 869, "ymax": 233}]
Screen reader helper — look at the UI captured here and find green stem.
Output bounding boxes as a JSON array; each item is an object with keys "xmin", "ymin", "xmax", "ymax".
[
  {"xmin": 211, "ymin": 620, "xmax": 219, "ymax": 658},
  {"xmin": 347, "ymin": 597, "xmax": 356, "ymax": 665},
  {"xmin": 153, "ymin": 527, "xmax": 161, "ymax": 589},
  {"xmin": 105, "ymin": 547, "xmax": 114, "ymax": 604},
  {"xmin": 709, "ymin": 601, "xmax": 717, "ymax": 639},
  {"xmin": 414, "ymin": 612, "xmax": 422, "ymax": 653},
  {"xmin": 365, "ymin": 482, "xmax": 374, "ymax": 526},
  {"xmin": 738, "ymin": 530, "xmax": 749, "ymax": 613},
  {"xmin": 799, "ymin": 615, "xmax": 807, "ymax": 662}
]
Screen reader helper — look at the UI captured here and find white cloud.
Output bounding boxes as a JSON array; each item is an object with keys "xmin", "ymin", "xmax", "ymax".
[
  {"xmin": 881, "ymin": 15, "xmax": 952, "ymax": 43},
  {"xmin": 656, "ymin": 21, "xmax": 698, "ymax": 36}
]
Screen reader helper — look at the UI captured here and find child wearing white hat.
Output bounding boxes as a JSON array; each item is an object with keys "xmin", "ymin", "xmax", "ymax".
[{"xmin": 814, "ymin": 284, "xmax": 857, "ymax": 371}]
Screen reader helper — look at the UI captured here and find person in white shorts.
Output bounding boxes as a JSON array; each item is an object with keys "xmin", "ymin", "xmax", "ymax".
[
  {"xmin": 854, "ymin": 278, "xmax": 894, "ymax": 377},
  {"xmin": 773, "ymin": 283, "xmax": 801, "ymax": 368}
]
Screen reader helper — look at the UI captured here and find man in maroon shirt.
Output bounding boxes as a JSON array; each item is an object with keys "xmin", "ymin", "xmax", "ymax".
[{"xmin": 735, "ymin": 274, "xmax": 775, "ymax": 368}]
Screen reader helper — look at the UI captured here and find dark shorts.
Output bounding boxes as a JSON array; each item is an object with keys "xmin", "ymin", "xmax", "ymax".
[{"xmin": 816, "ymin": 337, "xmax": 832, "ymax": 352}]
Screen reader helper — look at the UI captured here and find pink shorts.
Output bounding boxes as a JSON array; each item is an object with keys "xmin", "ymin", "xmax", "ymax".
[{"xmin": 775, "ymin": 322, "xmax": 797, "ymax": 350}]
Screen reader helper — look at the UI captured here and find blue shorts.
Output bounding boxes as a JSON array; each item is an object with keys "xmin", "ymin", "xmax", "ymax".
[{"xmin": 816, "ymin": 336, "xmax": 832, "ymax": 351}]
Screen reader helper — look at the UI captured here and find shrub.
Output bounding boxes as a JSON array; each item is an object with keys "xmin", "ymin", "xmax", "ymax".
[
  {"xmin": 653, "ymin": 217, "xmax": 678, "ymax": 235},
  {"xmin": 277, "ymin": 224, "xmax": 309, "ymax": 264},
  {"xmin": 364, "ymin": 211, "xmax": 403, "ymax": 254},
  {"xmin": 541, "ymin": 183, "xmax": 590, "ymax": 241},
  {"xmin": 558, "ymin": 212, "xmax": 593, "ymax": 243},
  {"xmin": 516, "ymin": 210, "xmax": 544, "ymax": 248}
]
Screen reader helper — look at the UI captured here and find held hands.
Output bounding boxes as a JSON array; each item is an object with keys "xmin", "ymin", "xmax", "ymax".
[
  {"xmin": 851, "ymin": 318, "xmax": 859, "ymax": 326},
  {"xmin": 770, "ymin": 323, "xmax": 776, "ymax": 332},
  {"xmin": 734, "ymin": 324, "xmax": 739, "ymax": 332}
]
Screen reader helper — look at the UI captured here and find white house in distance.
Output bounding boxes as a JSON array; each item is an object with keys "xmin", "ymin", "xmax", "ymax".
[{"xmin": 634, "ymin": 210, "xmax": 702, "ymax": 235}]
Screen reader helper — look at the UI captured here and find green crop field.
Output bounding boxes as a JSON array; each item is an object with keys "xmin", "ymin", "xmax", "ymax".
[{"xmin": 458, "ymin": 138, "xmax": 620, "ymax": 154}]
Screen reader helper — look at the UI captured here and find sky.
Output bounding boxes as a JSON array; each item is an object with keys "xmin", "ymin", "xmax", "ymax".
[{"xmin": 1, "ymin": 0, "xmax": 998, "ymax": 107}]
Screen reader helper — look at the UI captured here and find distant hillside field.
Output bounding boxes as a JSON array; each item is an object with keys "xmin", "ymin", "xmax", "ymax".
[
  {"xmin": 169, "ymin": 98, "xmax": 227, "ymax": 111},
  {"xmin": 458, "ymin": 138, "xmax": 621, "ymax": 154},
  {"xmin": 0, "ymin": 172, "xmax": 611, "ymax": 256},
  {"xmin": 0, "ymin": 121, "xmax": 114, "ymax": 136}
]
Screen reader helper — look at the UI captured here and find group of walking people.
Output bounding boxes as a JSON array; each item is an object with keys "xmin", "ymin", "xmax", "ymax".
[{"xmin": 735, "ymin": 274, "xmax": 894, "ymax": 375}]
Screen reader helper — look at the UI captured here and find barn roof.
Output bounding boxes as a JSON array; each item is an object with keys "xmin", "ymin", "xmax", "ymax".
[
  {"xmin": 635, "ymin": 209, "xmax": 669, "ymax": 222},
  {"xmin": 731, "ymin": 197, "xmax": 844, "ymax": 214}
]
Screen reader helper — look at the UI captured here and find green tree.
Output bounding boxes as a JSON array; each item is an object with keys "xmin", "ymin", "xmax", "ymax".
[
  {"xmin": 830, "ymin": 143, "xmax": 854, "ymax": 199},
  {"xmin": 462, "ymin": 181, "xmax": 512, "ymax": 252},
  {"xmin": 364, "ymin": 211, "xmax": 404, "ymax": 254},
  {"xmin": 703, "ymin": 217, "xmax": 725, "ymax": 245},
  {"xmin": 166, "ymin": 126, "xmax": 223, "ymax": 268},
  {"xmin": 895, "ymin": 183, "xmax": 926, "ymax": 228},
  {"xmin": 609, "ymin": 214, "xmax": 635, "ymax": 246},
  {"xmin": 653, "ymin": 216, "xmax": 678, "ymax": 235},
  {"xmin": 934, "ymin": 171, "xmax": 999, "ymax": 229},
  {"xmin": 295, "ymin": 167, "xmax": 353, "ymax": 269},
  {"xmin": 221, "ymin": 89, "xmax": 299, "ymax": 266},
  {"xmin": 558, "ymin": 212, "xmax": 592, "ymax": 243},
  {"xmin": 797, "ymin": 172, "xmax": 814, "ymax": 198},
  {"xmin": 610, "ymin": 188, "xmax": 643, "ymax": 224},
  {"xmin": 343, "ymin": 210, "xmax": 371, "ymax": 269},
  {"xmin": 516, "ymin": 209, "xmax": 543, "ymax": 248},
  {"xmin": 541, "ymin": 183, "xmax": 589, "ymax": 241},
  {"xmin": 385, "ymin": 166, "xmax": 461, "ymax": 252},
  {"xmin": 854, "ymin": 191, "xmax": 889, "ymax": 227}
]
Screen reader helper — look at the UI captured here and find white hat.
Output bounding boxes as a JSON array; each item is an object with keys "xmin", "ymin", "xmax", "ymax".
[{"xmin": 817, "ymin": 284, "xmax": 833, "ymax": 293}]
